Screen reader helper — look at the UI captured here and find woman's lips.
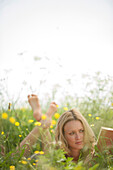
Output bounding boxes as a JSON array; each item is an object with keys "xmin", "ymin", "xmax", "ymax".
[{"xmin": 75, "ymin": 141, "xmax": 82, "ymax": 145}]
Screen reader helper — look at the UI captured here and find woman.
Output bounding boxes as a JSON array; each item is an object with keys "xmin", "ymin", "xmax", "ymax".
[
  {"xmin": 55, "ymin": 109, "xmax": 96, "ymax": 163},
  {"xmin": 18, "ymin": 94, "xmax": 95, "ymax": 163}
]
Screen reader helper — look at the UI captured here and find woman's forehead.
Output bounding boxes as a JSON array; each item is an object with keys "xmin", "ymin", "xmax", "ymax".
[{"xmin": 64, "ymin": 120, "xmax": 84, "ymax": 132}]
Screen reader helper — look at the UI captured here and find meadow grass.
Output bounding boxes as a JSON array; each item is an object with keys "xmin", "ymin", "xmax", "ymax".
[{"xmin": 1, "ymin": 72, "xmax": 113, "ymax": 169}]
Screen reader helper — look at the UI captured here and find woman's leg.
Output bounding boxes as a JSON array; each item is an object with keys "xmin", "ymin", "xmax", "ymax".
[
  {"xmin": 17, "ymin": 95, "xmax": 57, "ymax": 157},
  {"xmin": 16, "ymin": 95, "xmax": 42, "ymax": 157},
  {"xmin": 41, "ymin": 102, "xmax": 57, "ymax": 151},
  {"xmin": 28, "ymin": 94, "xmax": 42, "ymax": 121},
  {"xmin": 28, "ymin": 94, "xmax": 57, "ymax": 126}
]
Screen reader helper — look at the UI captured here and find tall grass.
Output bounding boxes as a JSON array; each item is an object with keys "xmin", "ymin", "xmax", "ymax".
[{"xmin": 0, "ymin": 72, "xmax": 113, "ymax": 169}]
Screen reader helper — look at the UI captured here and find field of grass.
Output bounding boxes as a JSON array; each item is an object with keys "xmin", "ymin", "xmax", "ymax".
[{"xmin": 1, "ymin": 72, "xmax": 113, "ymax": 169}]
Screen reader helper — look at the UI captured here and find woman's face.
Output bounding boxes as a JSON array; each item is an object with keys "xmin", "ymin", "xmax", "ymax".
[{"xmin": 64, "ymin": 120, "xmax": 84, "ymax": 151}]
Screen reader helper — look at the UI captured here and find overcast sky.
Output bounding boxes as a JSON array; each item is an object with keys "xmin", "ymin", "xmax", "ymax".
[{"xmin": 0, "ymin": 0, "xmax": 113, "ymax": 105}]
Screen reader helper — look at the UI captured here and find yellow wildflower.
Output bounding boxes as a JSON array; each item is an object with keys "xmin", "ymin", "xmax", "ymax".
[
  {"xmin": 34, "ymin": 122, "xmax": 41, "ymax": 126},
  {"xmin": 2, "ymin": 113, "xmax": 8, "ymax": 119},
  {"xmin": 54, "ymin": 113, "xmax": 60, "ymax": 119},
  {"xmin": 10, "ymin": 165, "xmax": 15, "ymax": 170},
  {"xmin": 34, "ymin": 150, "xmax": 39, "ymax": 154},
  {"xmin": 8, "ymin": 103, "xmax": 12, "ymax": 106},
  {"xmin": 9, "ymin": 117, "xmax": 16, "ymax": 124},
  {"xmin": 35, "ymin": 160, "xmax": 38, "ymax": 162},
  {"xmin": 40, "ymin": 151, "xmax": 44, "ymax": 154},
  {"xmin": 33, "ymin": 163, "xmax": 36, "ymax": 165},
  {"xmin": 27, "ymin": 158, "xmax": 31, "ymax": 160},
  {"xmin": 63, "ymin": 107, "xmax": 68, "ymax": 111},
  {"xmin": 90, "ymin": 124, "xmax": 94, "ymax": 127},
  {"xmin": 111, "ymin": 103, "xmax": 113, "ymax": 106},
  {"xmin": 56, "ymin": 104, "xmax": 59, "ymax": 108},
  {"xmin": 28, "ymin": 119, "xmax": 34, "ymax": 123},
  {"xmin": 21, "ymin": 160, "xmax": 27, "ymax": 164},
  {"xmin": 96, "ymin": 117, "xmax": 100, "ymax": 120},
  {"xmin": 50, "ymin": 129, "xmax": 54, "ymax": 133},
  {"xmin": 15, "ymin": 122, "xmax": 20, "ymax": 126},
  {"xmin": 19, "ymin": 135, "xmax": 22, "ymax": 137},
  {"xmin": 51, "ymin": 120, "xmax": 56, "ymax": 126},
  {"xmin": 88, "ymin": 114, "xmax": 92, "ymax": 117},
  {"xmin": 41, "ymin": 114, "xmax": 47, "ymax": 120},
  {"xmin": 1, "ymin": 131, "xmax": 4, "ymax": 135},
  {"xmin": 50, "ymin": 125, "xmax": 53, "ymax": 128}
]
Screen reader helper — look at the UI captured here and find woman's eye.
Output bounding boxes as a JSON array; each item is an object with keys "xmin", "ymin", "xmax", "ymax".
[
  {"xmin": 69, "ymin": 132, "xmax": 74, "ymax": 135},
  {"xmin": 80, "ymin": 129, "xmax": 84, "ymax": 133}
]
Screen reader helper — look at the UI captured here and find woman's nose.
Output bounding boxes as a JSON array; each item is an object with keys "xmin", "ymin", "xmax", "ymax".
[{"xmin": 75, "ymin": 133, "xmax": 80, "ymax": 139}]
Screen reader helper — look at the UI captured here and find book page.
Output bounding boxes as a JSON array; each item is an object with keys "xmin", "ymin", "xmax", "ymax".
[{"xmin": 97, "ymin": 127, "xmax": 113, "ymax": 152}]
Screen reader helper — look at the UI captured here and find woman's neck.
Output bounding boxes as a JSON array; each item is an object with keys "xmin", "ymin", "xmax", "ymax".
[{"xmin": 70, "ymin": 149, "xmax": 80, "ymax": 161}]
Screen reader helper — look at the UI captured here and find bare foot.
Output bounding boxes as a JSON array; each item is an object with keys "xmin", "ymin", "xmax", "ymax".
[
  {"xmin": 28, "ymin": 94, "xmax": 42, "ymax": 121},
  {"xmin": 40, "ymin": 102, "xmax": 57, "ymax": 129},
  {"xmin": 46, "ymin": 102, "xmax": 57, "ymax": 119}
]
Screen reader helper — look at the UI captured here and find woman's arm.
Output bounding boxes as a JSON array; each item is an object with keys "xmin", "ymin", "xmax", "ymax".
[
  {"xmin": 17, "ymin": 120, "xmax": 52, "ymax": 157},
  {"xmin": 18, "ymin": 126, "xmax": 41, "ymax": 157}
]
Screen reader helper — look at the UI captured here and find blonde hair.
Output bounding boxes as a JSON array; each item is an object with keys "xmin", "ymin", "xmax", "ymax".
[{"xmin": 55, "ymin": 108, "xmax": 96, "ymax": 155}]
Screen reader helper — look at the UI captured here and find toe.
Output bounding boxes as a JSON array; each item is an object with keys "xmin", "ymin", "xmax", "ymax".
[
  {"xmin": 31, "ymin": 94, "xmax": 37, "ymax": 97},
  {"xmin": 28, "ymin": 95, "xmax": 30, "ymax": 99},
  {"xmin": 51, "ymin": 102, "xmax": 57, "ymax": 105}
]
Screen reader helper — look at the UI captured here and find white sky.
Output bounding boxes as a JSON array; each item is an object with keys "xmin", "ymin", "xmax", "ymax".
[{"xmin": 0, "ymin": 0, "xmax": 113, "ymax": 106}]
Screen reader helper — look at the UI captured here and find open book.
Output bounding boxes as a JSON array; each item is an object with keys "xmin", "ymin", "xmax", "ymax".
[{"xmin": 97, "ymin": 127, "xmax": 113, "ymax": 152}]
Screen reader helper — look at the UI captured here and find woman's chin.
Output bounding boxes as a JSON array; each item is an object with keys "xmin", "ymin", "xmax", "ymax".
[{"xmin": 75, "ymin": 143, "xmax": 84, "ymax": 150}]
